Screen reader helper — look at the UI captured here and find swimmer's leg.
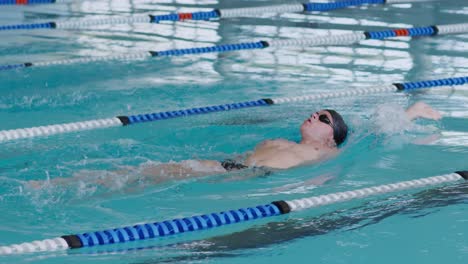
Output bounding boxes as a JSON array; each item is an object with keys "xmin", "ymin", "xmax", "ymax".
[
  {"xmin": 139, "ymin": 160, "xmax": 227, "ymax": 183},
  {"xmin": 26, "ymin": 167, "xmax": 136, "ymax": 189},
  {"xmin": 26, "ymin": 160, "xmax": 227, "ymax": 189},
  {"xmin": 272, "ymin": 173, "xmax": 334, "ymax": 192}
]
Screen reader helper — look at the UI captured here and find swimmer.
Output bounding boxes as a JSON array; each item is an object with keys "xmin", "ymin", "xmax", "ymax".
[
  {"xmin": 138, "ymin": 101, "xmax": 441, "ymax": 176},
  {"xmin": 28, "ymin": 101, "xmax": 441, "ymax": 188}
]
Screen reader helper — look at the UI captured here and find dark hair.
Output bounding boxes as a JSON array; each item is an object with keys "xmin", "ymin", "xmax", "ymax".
[{"xmin": 325, "ymin": 109, "xmax": 348, "ymax": 146}]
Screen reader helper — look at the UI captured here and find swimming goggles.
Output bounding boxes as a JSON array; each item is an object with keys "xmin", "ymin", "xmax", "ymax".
[{"xmin": 318, "ymin": 112, "xmax": 333, "ymax": 127}]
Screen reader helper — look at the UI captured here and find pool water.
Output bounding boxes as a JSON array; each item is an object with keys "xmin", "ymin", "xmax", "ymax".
[{"xmin": 0, "ymin": 0, "xmax": 467, "ymax": 263}]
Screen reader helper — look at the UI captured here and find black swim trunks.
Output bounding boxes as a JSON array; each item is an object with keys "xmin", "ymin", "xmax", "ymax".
[
  {"xmin": 220, "ymin": 159, "xmax": 273, "ymax": 177},
  {"xmin": 221, "ymin": 159, "xmax": 248, "ymax": 171}
]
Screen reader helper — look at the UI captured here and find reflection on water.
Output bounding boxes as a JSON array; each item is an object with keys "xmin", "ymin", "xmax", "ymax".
[{"xmin": 0, "ymin": 0, "xmax": 466, "ymax": 85}]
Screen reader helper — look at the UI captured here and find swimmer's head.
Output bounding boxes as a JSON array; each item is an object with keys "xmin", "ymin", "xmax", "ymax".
[{"xmin": 300, "ymin": 109, "xmax": 348, "ymax": 147}]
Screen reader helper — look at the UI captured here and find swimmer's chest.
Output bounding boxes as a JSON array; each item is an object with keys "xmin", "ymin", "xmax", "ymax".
[{"xmin": 249, "ymin": 142, "xmax": 321, "ymax": 165}]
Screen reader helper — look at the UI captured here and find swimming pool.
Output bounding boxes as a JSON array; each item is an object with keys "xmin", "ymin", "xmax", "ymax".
[{"xmin": 0, "ymin": 0, "xmax": 467, "ymax": 263}]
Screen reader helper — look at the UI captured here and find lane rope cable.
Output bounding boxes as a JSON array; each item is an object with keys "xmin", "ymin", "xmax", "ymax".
[
  {"xmin": 0, "ymin": 170, "xmax": 466, "ymax": 255},
  {"xmin": 0, "ymin": 76, "xmax": 466, "ymax": 143},
  {"xmin": 0, "ymin": 0, "xmax": 435, "ymax": 30},
  {"xmin": 1, "ymin": 23, "xmax": 467, "ymax": 71}
]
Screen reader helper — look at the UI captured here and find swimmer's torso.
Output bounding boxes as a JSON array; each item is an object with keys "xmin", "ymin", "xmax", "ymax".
[
  {"xmin": 138, "ymin": 139, "xmax": 337, "ymax": 179},
  {"xmin": 245, "ymin": 139, "xmax": 334, "ymax": 169}
]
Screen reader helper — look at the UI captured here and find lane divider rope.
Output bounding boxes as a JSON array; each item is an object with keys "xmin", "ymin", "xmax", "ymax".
[
  {"xmin": 0, "ymin": 171, "xmax": 466, "ymax": 255},
  {"xmin": 1, "ymin": 23, "xmax": 467, "ymax": 71},
  {"xmin": 0, "ymin": 76, "xmax": 466, "ymax": 143},
  {"xmin": 0, "ymin": 0, "xmax": 71, "ymax": 5},
  {"xmin": 0, "ymin": 0, "xmax": 435, "ymax": 30}
]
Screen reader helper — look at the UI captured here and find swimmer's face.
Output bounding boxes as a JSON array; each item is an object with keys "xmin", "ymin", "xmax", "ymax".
[{"xmin": 300, "ymin": 110, "xmax": 335, "ymax": 146}]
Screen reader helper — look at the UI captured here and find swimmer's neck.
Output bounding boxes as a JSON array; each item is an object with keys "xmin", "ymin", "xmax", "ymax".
[{"xmin": 299, "ymin": 138, "xmax": 336, "ymax": 150}]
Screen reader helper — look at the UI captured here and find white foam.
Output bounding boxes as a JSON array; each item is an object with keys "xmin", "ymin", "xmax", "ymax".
[{"xmin": 371, "ymin": 103, "xmax": 414, "ymax": 135}]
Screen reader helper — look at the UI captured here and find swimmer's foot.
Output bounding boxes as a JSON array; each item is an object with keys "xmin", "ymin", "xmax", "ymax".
[{"xmin": 406, "ymin": 101, "xmax": 442, "ymax": 121}]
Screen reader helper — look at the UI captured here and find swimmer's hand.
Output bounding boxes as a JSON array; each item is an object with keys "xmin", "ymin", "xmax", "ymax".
[{"xmin": 406, "ymin": 101, "xmax": 442, "ymax": 121}]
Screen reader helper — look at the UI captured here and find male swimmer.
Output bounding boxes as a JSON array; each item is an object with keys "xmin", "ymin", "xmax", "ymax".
[
  {"xmin": 137, "ymin": 101, "xmax": 441, "ymax": 179},
  {"xmin": 28, "ymin": 101, "xmax": 442, "ymax": 188}
]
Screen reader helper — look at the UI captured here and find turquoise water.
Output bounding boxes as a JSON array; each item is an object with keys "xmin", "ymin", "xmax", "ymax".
[{"xmin": 0, "ymin": 0, "xmax": 467, "ymax": 263}]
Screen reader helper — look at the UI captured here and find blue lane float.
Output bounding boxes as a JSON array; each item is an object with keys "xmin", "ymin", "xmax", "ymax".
[
  {"xmin": 149, "ymin": 41, "xmax": 268, "ymax": 57},
  {"xmin": 0, "ymin": 0, "xmax": 55, "ymax": 5},
  {"xmin": 0, "ymin": 76, "xmax": 466, "ymax": 143},
  {"xmin": 70, "ymin": 203, "xmax": 281, "ymax": 248},
  {"xmin": 1, "ymin": 23, "xmax": 467, "ymax": 72},
  {"xmin": 120, "ymin": 99, "xmax": 270, "ymax": 125},
  {"xmin": 0, "ymin": 0, "xmax": 72, "ymax": 5},
  {"xmin": 0, "ymin": 62, "xmax": 31, "ymax": 71},
  {"xmin": 0, "ymin": 0, "xmax": 433, "ymax": 31},
  {"xmin": 0, "ymin": 171, "xmax": 466, "ymax": 254},
  {"xmin": 304, "ymin": 0, "xmax": 385, "ymax": 11},
  {"xmin": 0, "ymin": 22, "xmax": 55, "ymax": 31}
]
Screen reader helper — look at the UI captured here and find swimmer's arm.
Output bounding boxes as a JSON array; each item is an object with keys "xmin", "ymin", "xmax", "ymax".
[
  {"xmin": 205, "ymin": 168, "xmax": 271, "ymax": 183},
  {"xmin": 404, "ymin": 102, "xmax": 442, "ymax": 145},
  {"xmin": 405, "ymin": 101, "xmax": 442, "ymax": 121},
  {"xmin": 412, "ymin": 133, "xmax": 440, "ymax": 145},
  {"xmin": 272, "ymin": 173, "xmax": 334, "ymax": 192}
]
